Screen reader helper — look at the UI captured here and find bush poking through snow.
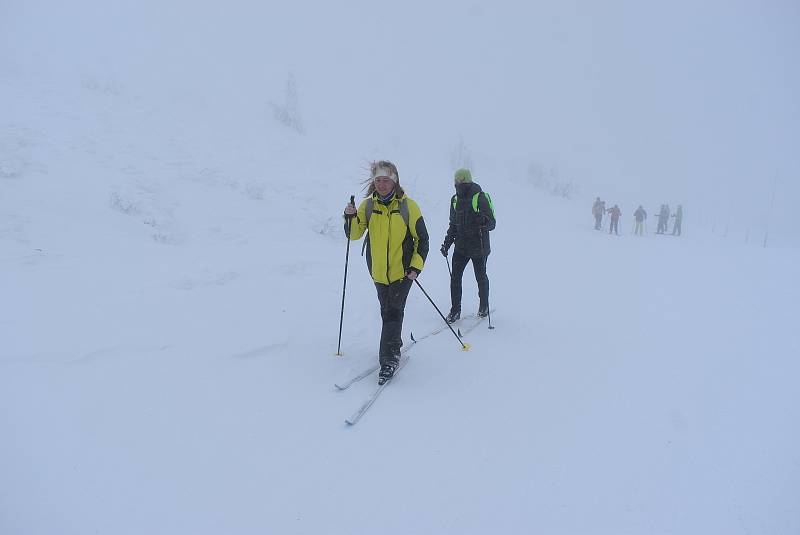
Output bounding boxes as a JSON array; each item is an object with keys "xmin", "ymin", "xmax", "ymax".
[
  {"xmin": 527, "ymin": 162, "xmax": 578, "ymax": 199},
  {"xmin": 270, "ymin": 73, "xmax": 304, "ymax": 134},
  {"xmin": 109, "ymin": 191, "xmax": 141, "ymax": 215}
]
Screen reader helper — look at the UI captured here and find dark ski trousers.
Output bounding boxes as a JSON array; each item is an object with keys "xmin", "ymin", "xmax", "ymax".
[
  {"xmin": 672, "ymin": 220, "xmax": 682, "ymax": 236},
  {"xmin": 375, "ymin": 278, "xmax": 413, "ymax": 367},
  {"xmin": 609, "ymin": 219, "xmax": 619, "ymax": 235},
  {"xmin": 450, "ymin": 250, "xmax": 489, "ymax": 313},
  {"xmin": 594, "ymin": 214, "xmax": 602, "ymax": 230}
]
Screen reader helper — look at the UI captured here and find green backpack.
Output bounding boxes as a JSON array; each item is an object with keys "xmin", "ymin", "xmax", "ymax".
[{"xmin": 452, "ymin": 191, "xmax": 495, "ymax": 217}]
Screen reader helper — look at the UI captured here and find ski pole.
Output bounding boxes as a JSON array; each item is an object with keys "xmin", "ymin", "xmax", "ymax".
[
  {"xmin": 413, "ymin": 279, "xmax": 470, "ymax": 350},
  {"xmin": 336, "ymin": 195, "xmax": 355, "ymax": 356},
  {"xmin": 478, "ymin": 229, "xmax": 495, "ymax": 329},
  {"xmin": 445, "ymin": 254, "xmax": 452, "ymax": 278}
]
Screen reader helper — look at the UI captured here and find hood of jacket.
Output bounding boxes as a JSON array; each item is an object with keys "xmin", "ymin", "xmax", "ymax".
[{"xmin": 455, "ymin": 181, "xmax": 482, "ymax": 199}]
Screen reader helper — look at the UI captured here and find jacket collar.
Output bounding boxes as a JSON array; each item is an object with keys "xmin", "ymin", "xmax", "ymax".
[
  {"xmin": 456, "ymin": 182, "xmax": 481, "ymax": 198},
  {"xmin": 374, "ymin": 190, "xmax": 404, "ymax": 206}
]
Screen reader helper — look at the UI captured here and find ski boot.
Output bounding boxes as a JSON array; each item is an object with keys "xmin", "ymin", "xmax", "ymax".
[
  {"xmin": 378, "ymin": 364, "xmax": 396, "ymax": 385},
  {"xmin": 477, "ymin": 304, "xmax": 489, "ymax": 318},
  {"xmin": 445, "ymin": 309, "xmax": 461, "ymax": 324}
]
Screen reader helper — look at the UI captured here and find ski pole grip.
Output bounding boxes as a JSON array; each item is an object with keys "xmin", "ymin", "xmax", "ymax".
[
  {"xmin": 344, "ymin": 195, "xmax": 356, "ymax": 220},
  {"xmin": 345, "ymin": 195, "xmax": 356, "ymax": 220}
]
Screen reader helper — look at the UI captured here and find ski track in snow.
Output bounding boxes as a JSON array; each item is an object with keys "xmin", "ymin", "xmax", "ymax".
[{"xmin": 231, "ymin": 343, "xmax": 288, "ymax": 360}]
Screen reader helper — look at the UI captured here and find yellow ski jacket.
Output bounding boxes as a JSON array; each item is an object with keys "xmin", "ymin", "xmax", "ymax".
[{"xmin": 345, "ymin": 193, "xmax": 429, "ymax": 285}]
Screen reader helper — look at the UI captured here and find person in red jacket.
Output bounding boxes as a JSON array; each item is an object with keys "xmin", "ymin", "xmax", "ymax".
[{"xmin": 607, "ymin": 204, "xmax": 622, "ymax": 235}]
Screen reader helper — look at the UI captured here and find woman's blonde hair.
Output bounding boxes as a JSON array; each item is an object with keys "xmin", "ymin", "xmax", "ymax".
[{"xmin": 362, "ymin": 160, "xmax": 404, "ymax": 198}]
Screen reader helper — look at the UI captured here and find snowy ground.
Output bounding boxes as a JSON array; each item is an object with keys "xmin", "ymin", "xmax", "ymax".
[{"xmin": 2, "ymin": 72, "xmax": 800, "ymax": 535}]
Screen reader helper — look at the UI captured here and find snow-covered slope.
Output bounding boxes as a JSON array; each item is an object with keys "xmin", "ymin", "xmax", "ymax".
[
  {"xmin": 2, "ymin": 66, "xmax": 799, "ymax": 535},
  {"xmin": 4, "ymin": 0, "xmax": 800, "ymax": 529}
]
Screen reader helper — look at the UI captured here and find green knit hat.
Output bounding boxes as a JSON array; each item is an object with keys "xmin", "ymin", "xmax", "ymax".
[{"xmin": 454, "ymin": 168, "xmax": 473, "ymax": 184}]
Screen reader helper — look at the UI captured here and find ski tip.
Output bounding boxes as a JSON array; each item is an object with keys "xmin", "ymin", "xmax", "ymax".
[
  {"xmin": 461, "ymin": 343, "xmax": 472, "ymax": 352},
  {"xmin": 457, "ymin": 328, "xmax": 462, "ymax": 337},
  {"xmin": 411, "ymin": 332, "xmax": 416, "ymax": 342}
]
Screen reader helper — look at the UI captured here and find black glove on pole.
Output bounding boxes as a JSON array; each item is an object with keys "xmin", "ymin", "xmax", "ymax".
[{"xmin": 337, "ymin": 195, "xmax": 355, "ymax": 356}]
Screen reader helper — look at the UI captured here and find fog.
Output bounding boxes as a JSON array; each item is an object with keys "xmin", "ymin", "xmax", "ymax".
[
  {"xmin": 3, "ymin": 3, "xmax": 800, "ymax": 533},
  {"xmin": 3, "ymin": 0, "xmax": 798, "ymax": 243}
]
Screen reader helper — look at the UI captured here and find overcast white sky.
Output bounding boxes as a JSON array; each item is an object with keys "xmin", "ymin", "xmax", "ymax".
[{"xmin": 2, "ymin": 0, "xmax": 798, "ymax": 239}]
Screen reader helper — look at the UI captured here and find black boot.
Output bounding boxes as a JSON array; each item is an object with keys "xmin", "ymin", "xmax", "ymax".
[
  {"xmin": 478, "ymin": 304, "xmax": 489, "ymax": 318},
  {"xmin": 445, "ymin": 309, "xmax": 461, "ymax": 324},
  {"xmin": 378, "ymin": 364, "xmax": 396, "ymax": 385}
]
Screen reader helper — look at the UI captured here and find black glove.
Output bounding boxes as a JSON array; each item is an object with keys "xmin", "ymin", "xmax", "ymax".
[
  {"xmin": 440, "ymin": 243, "xmax": 449, "ymax": 257},
  {"xmin": 343, "ymin": 198, "xmax": 357, "ymax": 219},
  {"xmin": 478, "ymin": 215, "xmax": 490, "ymax": 229}
]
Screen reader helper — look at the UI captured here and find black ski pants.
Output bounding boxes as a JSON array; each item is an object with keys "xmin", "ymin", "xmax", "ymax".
[
  {"xmin": 375, "ymin": 278, "xmax": 413, "ymax": 367},
  {"xmin": 609, "ymin": 218, "xmax": 619, "ymax": 235},
  {"xmin": 450, "ymin": 250, "xmax": 489, "ymax": 313}
]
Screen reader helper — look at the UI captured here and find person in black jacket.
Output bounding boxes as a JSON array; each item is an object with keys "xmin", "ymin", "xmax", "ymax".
[{"xmin": 440, "ymin": 169, "xmax": 496, "ymax": 323}]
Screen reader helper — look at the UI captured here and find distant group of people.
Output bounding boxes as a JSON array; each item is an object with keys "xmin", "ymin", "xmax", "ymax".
[
  {"xmin": 653, "ymin": 204, "xmax": 683, "ymax": 236},
  {"xmin": 592, "ymin": 198, "xmax": 683, "ymax": 237}
]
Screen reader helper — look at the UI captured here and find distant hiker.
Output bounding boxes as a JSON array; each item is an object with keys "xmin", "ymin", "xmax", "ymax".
[
  {"xmin": 655, "ymin": 205, "xmax": 664, "ymax": 233},
  {"xmin": 671, "ymin": 204, "xmax": 683, "ymax": 236},
  {"xmin": 633, "ymin": 205, "xmax": 647, "ymax": 235},
  {"xmin": 440, "ymin": 168, "xmax": 496, "ymax": 323},
  {"xmin": 343, "ymin": 160, "xmax": 429, "ymax": 384},
  {"xmin": 656, "ymin": 204, "xmax": 670, "ymax": 234},
  {"xmin": 592, "ymin": 197, "xmax": 605, "ymax": 230},
  {"xmin": 606, "ymin": 204, "xmax": 622, "ymax": 235}
]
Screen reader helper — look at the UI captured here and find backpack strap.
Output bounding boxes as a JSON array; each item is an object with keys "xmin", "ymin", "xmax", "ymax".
[
  {"xmin": 361, "ymin": 198, "xmax": 374, "ymax": 256},
  {"xmin": 398, "ymin": 199, "xmax": 409, "ymax": 227},
  {"xmin": 365, "ymin": 198, "xmax": 374, "ymax": 225},
  {"xmin": 474, "ymin": 192, "xmax": 495, "ymax": 217}
]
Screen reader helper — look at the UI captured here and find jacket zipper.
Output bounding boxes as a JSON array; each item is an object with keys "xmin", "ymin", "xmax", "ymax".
[{"xmin": 386, "ymin": 205, "xmax": 391, "ymax": 283}]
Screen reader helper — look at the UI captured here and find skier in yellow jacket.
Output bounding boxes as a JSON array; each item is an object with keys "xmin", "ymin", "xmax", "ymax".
[{"xmin": 343, "ymin": 160, "xmax": 429, "ymax": 384}]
